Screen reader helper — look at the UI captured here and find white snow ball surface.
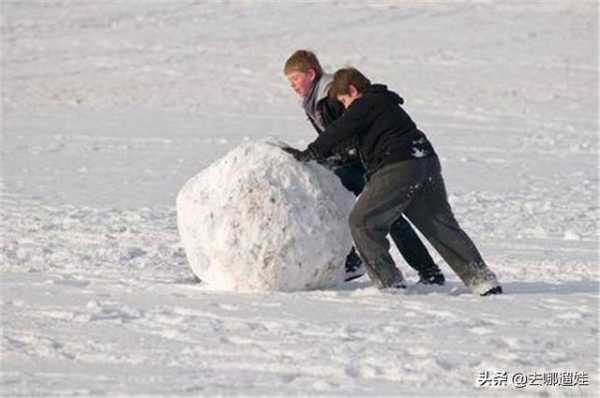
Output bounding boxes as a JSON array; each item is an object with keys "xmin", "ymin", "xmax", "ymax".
[{"xmin": 176, "ymin": 142, "xmax": 355, "ymax": 291}]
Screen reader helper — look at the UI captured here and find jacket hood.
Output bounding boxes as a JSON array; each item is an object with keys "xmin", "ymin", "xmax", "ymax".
[
  {"xmin": 366, "ymin": 84, "xmax": 404, "ymax": 105},
  {"xmin": 302, "ymin": 73, "xmax": 335, "ymax": 133}
]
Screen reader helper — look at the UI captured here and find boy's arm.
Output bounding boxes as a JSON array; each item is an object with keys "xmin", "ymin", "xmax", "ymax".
[
  {"xmin": 306, "ymin": 115, "xmax": 323, "ymax": 135},
  {"xmin": 325, "ymin": 97, "xmax": 345, "ymax": 123},
  {"xmin": 307, "ymin": 100, "xmax": 369, "ymax": 158}
]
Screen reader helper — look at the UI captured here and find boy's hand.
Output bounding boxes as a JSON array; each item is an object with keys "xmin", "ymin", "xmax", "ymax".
[
  {"xmin": 280, "ymin": 145, "xmax": 301, "ymax": 157},
  {"xmin": 281, "ymin": 146, "xmax": 317, "ymax": 162}
]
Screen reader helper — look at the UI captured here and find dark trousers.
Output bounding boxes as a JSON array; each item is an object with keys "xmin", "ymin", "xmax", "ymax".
[
  {"xmin": 348, "ymin": 156, "xmax": 498, "ymax": 291},
  {"xmin": 333, "ymin": 163, "xmax": 437, "ymax": 274}
]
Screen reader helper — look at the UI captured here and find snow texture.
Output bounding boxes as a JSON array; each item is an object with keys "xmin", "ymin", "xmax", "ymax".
[
  {"xmin": 177, "ymin": 143, "xmax": 353, "ymax": 291},
  {"xmin": 1, "ymin": 1, "xmax": 598, "ymax": 396}
]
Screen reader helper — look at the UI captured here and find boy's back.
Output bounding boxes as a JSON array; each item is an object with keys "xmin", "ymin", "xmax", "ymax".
[{"xmin": 312, "ymin": 84, "xmax": 436, "ymax": 172}]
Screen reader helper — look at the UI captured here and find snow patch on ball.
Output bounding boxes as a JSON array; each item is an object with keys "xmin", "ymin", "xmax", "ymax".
[{"xmin": 176, "ymin": 142, "xmax": 355, "ymax": 292}]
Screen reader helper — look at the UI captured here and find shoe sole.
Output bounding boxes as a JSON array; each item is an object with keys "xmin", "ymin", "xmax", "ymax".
[
  {"xmin": 481, "ymin": 286, "xmax": 503, "ymax": 296},
  {"xmin": 344, "ymin": 273, "xmax": 366, "ymax": 282}
]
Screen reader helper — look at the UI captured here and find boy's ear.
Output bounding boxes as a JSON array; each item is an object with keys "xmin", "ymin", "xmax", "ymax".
[{"xmin": 307, "ymin": 68, "xmax": 316, "ymax": 81}]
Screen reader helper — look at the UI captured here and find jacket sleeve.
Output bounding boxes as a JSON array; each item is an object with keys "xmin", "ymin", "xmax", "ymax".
[
  {"xmin": 306, "ymin": 115, "xmax": 323, "ymax": 135},
  {"xmin": 308, "ymin": 100, "xmax": 370, "ymax": 158},
  {"xmin": 324, "ymin": 97, "xmax": 345, "ymax": 124}
]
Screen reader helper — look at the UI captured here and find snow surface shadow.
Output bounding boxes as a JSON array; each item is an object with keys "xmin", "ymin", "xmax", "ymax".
[
  {"xmin": 335, "ymin": 279, "xmax": 600, "ymax": 296},
  {"xmin": 502, "ymin": 280, "xmax": 599, "ymax": 295},
  {"xmin": 173, "ymin": 275, "xmax": 202, "ymax": 284},
  {"xmin": 148, "ymin": 276, "xmax": 599, "ymax": 297},
  {"xmin": 334, "ymin": 280, "xmax": 471, "ymax": 295}
]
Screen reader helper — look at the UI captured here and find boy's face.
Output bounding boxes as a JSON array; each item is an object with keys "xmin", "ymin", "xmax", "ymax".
[{"xmin": 285, "ymin": 69, "xmax": 316, "ymax": 98}]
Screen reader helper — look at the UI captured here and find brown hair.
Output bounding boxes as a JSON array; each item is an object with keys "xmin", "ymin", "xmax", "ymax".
[
  {"xmin": 329, "ymin": 67, "xmax": 371, "ymax": 99},
  {"xmin": 283, "ymin": 49, "xmax": 323, "ymax": 78}
]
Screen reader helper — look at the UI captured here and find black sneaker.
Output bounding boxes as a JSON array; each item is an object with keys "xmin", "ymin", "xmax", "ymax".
[
  {"xmin": 481, "ymin": 285, "xmax": 503, "ymax": 296},
  {"xmin": 417, "ymin": 266, "xmax": 446, "ymax": 286},
  {"xmin": 391, "ymin": 280, "xmax": 407, "ymax": 289},
  {"xmin": 381, "ymin": 280, "xmax": 407, "ymax": 293},
  {"xmin": 344, "ymin": 248, "xmax": 366, "ymax": 282}
]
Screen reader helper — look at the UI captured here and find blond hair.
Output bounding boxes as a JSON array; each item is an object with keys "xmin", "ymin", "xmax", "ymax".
[{"xmin": 283, "ymin": 49, "xmax": 323, "ymax": 78}]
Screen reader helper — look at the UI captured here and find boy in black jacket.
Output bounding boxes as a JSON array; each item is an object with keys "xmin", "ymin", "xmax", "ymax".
[
  {"xmin": 283, "ymin": 50, "xmax": 445, "ymax": 285},
  {"xmin": 285, "ymin": 67, "xmax": 502, "ymax": 296}
]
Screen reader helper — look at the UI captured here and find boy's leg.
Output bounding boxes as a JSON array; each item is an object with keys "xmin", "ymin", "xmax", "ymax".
[
  {"xmin": 333, "ymin": 164, "xmax": 367, "ymax": 281},
  {"xmin": 403, "ymin": 157, "xmax": 500, "ymax": 294},
  {"xmin": 388, "ymin": 217, "xmax": 441, "ymax": 275},
  {"xmin": 335, "ymin": 163, "xmax": 441, "ymax": 281},
  {"xmin": 348, "ymin": 163, "xmax": 426, "ymax": 288}
]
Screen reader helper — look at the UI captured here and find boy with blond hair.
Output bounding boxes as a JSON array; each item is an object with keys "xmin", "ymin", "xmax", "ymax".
[
  {"xmin": 285, "ymin": 67, "xmax": 502, "ymax": 296},
  {"xmin": 283, "ymin": 50, "xmax": 445, "ymax": 285}
]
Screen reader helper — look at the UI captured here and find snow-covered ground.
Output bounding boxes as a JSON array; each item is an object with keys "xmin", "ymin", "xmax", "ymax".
[{"xmin": 1, "ymin": 1, "xmax": 598, "ymax": 396}]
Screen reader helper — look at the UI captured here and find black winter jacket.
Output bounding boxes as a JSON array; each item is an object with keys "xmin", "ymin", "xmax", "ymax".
[
  {"xmin": 308, "ymin": 84, "xmax": 436, "ymax": 173},
  {"xmin": 307, "ymin": 94, "xmax": 345, "ymax": 134}
]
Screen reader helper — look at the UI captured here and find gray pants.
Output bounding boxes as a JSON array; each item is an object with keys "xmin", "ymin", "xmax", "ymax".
[{"xmin": 349, "ymin": 156, "xmax": 498, "ymax": 293}]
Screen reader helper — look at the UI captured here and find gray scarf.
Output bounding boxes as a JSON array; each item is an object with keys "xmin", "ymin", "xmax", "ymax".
[{"xmin": 302, "ymin": 73, "xmax": 334, "ymax": 133}]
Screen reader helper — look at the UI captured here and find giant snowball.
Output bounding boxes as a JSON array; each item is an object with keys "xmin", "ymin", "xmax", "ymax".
[{"xmin": 176, "ymin": 142, "xmax": 355, "ymax": 292}]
